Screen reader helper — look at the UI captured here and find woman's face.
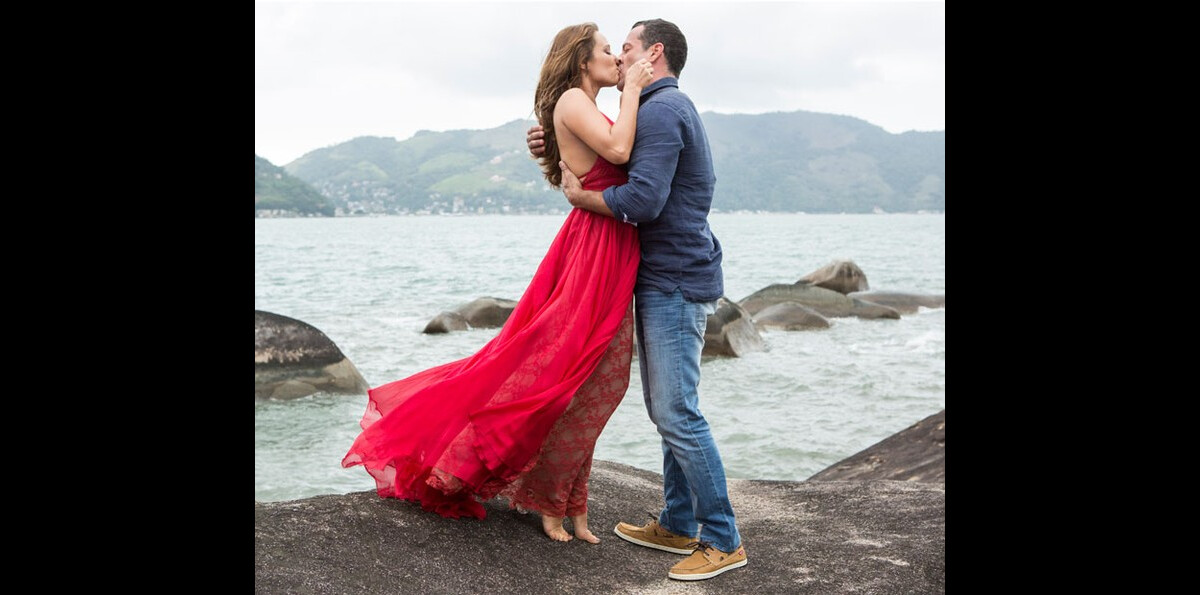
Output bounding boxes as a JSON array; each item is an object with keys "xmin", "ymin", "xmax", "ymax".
[{"xmin": 584, "ymin": 31, "xmax": 620, "ymax": 87}]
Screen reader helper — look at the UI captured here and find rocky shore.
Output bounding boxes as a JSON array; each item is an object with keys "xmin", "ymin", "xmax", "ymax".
[{"xmin": 255, "ymin": 411, "xmax": 946, "ymax": 593}]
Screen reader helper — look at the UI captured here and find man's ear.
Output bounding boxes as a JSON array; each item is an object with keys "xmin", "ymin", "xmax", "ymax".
[{"xmin": 650, "ymin": 42, "xmax": 665, "ymax": 63}]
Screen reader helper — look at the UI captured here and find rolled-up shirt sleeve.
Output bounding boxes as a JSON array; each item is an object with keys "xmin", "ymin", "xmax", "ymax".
[{"xmin": 602, "ymin": 103, "xmax": 682, "ymax": 224}]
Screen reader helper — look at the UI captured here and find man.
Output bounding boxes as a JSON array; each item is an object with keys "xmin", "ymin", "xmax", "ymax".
[{"xmin": 527, "ymin": 19, "xmax": 746, "ymax": 581}]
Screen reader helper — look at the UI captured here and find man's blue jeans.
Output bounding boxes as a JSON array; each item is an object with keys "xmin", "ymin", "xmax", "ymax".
[{"xmin": 634, "ymin": 287, "xmax": 741, "ymax": 553}]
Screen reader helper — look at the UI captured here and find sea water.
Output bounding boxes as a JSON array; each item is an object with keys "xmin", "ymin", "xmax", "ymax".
[{"xmin": 254, "ymin": 213, "xmax": 945, "ymax": 502}]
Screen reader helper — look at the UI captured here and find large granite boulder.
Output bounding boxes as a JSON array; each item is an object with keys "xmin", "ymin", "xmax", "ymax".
[
  {"xmin": 752, "ymin": 301, "xmax": 831, "ymax": 330},
  {"xmin": 741, "ymin": 283, "xmax": 847, "ymax": 316},
  {"xmin": 809, "ymin": 409, "xmax": 945, "ymax": 483},
  {"xmin": 799, "ymin": 260, "xmax": 869, "ymax": 294},
  {"xmin": 256, "ymin": 460, "xmax": 944, "ymax": 593},
  {"xmin": 424, "ymin": 297, "xmax": 518, "ymax": 334},
  {"xmin": 740, "ymin": 283, "xmax": 900, "ymax": 320},
  {"xmin": 848, "ymin": 291, "xmax": 946, "ymax": 314},
  {"xmin": 703, "ymin": 297, "xmax": 766, "ymax": 357},
  {"xmin": 255, "ymin": 310, "xmax": 370, "ymax": 400}
]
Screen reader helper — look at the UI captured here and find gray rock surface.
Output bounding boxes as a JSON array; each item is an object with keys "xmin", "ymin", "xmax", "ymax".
[
  {"xmin": 809, "ymin": 410, "xmax": 945, "ymax": 483},
  {"xmin": 255, "ymin": 310, "xmax": 370, "ymax": 399},
  {"xmin": 702, "ymin": 297, "xmax": 766, "ymax": 357},
  {"xmin": 424, "ymin": 297, "xmax": 519, "ymax": 334},
  {"xmin": 256, "ymin": 460, "xmax": 944, "ymax": 594},
  {"xmin": 740, "ymin": 283, "xmax": 850, "ymax": 316},
  {"xmin": 740, "ymin": 283, "xmax": 899, "ymax": 320},
  {"xmin": 848, "ymin": 298, "xmax": 902, "ymax": 320},
  {"xmin": 752, "ymin": 301, "xmax": 831, "ymax": 330},
  {"xmin": 798, "ymin": 259, "xmax": 870, "ymax": 294},
  {"xmin": 848, "ymin": 291, "xmax": 946, "ymax": 314},
  {"xmin": 423, "ymin": 311, "xmax": 470, "ymax": 334}
]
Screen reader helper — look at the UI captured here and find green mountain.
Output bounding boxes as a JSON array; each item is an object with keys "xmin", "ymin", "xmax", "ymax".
[
  {"xmin": 285, "ymin": 120, "xmax": 553, "ymax": 215},
  {"xmin": 255, "ymin": 155, "xmax": 335, "ymax": 216},
  {"xmin": 283, "ymin": 111, "xmax": 944, "ymax": 215},
  {"xmin": 702, "ymin": 112, "xmax": 944, "ymax": 213}
]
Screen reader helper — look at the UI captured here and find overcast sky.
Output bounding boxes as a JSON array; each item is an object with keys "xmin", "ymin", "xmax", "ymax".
[{"xmin": 255, "ymin": 0, "xmax": 945, "ymax": 166}]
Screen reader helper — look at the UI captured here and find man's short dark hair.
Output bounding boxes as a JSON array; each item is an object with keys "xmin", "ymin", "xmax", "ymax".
[{"xmin": 632, "ymin": 19, "xmax": 687, "ymax": 77}]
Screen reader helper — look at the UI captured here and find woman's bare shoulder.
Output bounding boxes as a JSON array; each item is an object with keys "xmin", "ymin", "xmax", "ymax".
[{"xmin": 555, "ymin": 88, "xmax": 591, "ymax": 110}]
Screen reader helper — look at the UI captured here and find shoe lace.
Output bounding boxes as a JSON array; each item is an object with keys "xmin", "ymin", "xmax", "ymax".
[
  {"xmin": 643, "ymin": 513, "xmax": 664, "ymax": 531},
  {"xmin": 685, "ymin": 540, "xmax": 714, "ymax": 553}
]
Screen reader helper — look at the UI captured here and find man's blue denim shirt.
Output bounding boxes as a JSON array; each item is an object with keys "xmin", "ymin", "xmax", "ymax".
[{"xmin": 602, "ymin": 78, "xmax": 724, "ymax": 303}]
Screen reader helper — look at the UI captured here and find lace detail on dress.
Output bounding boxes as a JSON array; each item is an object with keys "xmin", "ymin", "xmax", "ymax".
[{"xmin": 499, "ymin": 303, "xmax": 634, "ymax": 516}]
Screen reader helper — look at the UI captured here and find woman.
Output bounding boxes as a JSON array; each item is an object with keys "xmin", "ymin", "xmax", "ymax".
[{"xmin": 342, "ymin": 23, "xmax": 654, "ymax": 544}]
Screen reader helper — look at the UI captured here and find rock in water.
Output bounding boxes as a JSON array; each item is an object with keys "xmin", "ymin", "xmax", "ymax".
[
  {"xmin": 422, "ymin": 311, "xmax": 469, "ymax": 334},
  {"xmin": 703, "ymin": 297, "xmax": 765, "ymax": 357},
  {"xmin": 255, "ymin": 310, "xmax": 370, "ymax": 400},
  {"xmin": 740, "ymin": 283, "xmax": 897, "ymax": 319},
  {"xmin": 808, "ymin": 409, "xmax": 945, "ymax": 483},
  {"xmin": 848, "ymin": 291, "xmax": 945, "ymax": 314},
  {"xmin": 740, "ymin": 283, "xmax": 851, "ymax": 316},
  {"xmin": 423, "ymin": 297, "xmax": 518, "ymax": 334},
  {"xmin": 849, "ymin": 298, "xmax": 902, "ymax": 320},
  {"xmin": 458, "ymin": 297, "xmax": 518, "ymax": 328},
  {"xmin": 799, "ymin": 259, "xmax": 869, "ymax": 294},
  {"xmin": 753, "ymin": 301, "xmax": 831, "ymax": 330}
]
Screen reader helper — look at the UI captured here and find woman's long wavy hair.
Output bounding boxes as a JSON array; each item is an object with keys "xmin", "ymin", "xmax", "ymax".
[{"xmin": 533, "ymin": 23, "xmax": 599, "ymax": 188}]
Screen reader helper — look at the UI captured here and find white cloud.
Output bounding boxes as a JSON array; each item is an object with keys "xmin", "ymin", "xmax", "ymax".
[{"xmin": 256, "ymin": 0, "xmax": 945, "ymax": 165}]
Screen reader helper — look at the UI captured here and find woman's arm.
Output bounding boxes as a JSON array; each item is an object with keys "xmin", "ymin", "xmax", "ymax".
[{"xmin": 556, "ymin": 59, "xmax": 655, "ymax": 165}]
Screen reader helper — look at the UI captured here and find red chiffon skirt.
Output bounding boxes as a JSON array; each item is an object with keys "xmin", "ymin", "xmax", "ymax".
[{"xmin": 342, "ymin": 207, "xmax": 639, "ymax": 519}]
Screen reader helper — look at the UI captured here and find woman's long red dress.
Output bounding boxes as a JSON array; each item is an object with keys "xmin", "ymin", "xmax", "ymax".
[{"xmin": 342, "ymin": 154, "xmax": 638, "ymax": 519}]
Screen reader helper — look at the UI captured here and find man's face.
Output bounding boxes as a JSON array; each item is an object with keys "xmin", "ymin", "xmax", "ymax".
[{"xmin": 616, "ymin": 25, "xmax": 648, "ymax": 92}]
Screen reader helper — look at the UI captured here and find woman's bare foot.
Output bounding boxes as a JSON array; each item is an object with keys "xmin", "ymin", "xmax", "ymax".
[
  {"xmin": 542, "ymin": 515, "xmax": 572, "ymax": 542},
  {"xmin": 571, "ymin": 513, "xmax": 600, "ymax": 544}
]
